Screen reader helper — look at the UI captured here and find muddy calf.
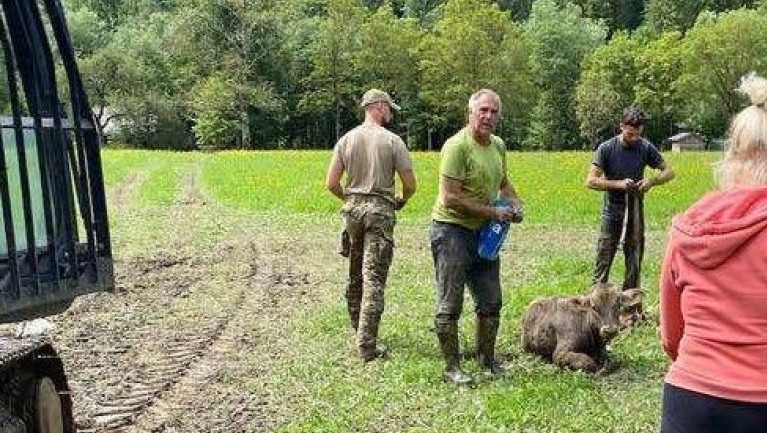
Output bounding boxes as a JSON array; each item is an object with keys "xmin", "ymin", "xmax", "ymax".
[{"xmin": 521, "ymin": 284, "xmax": 643, "ymax": 372}]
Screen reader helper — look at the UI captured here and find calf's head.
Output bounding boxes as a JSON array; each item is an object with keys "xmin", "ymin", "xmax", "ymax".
[{"xmin": 586, "ymin": 283, "xmax": 644, "ymax": 341}]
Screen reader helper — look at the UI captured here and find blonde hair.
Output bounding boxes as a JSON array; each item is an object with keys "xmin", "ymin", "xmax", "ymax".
[{"xmin": 715, "ymin": 72, "xmax": 767, "ymax": 189}]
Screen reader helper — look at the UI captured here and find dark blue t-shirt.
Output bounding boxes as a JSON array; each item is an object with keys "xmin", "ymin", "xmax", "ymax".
[{"xmin": 592, "ymin": 136, "xmax": 664, "ymax": 206}]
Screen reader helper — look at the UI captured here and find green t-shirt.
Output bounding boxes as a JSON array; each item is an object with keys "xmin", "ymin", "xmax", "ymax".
[{"xmin": 431, "ymin": 127, "xmax": 507, "ymax": 230}]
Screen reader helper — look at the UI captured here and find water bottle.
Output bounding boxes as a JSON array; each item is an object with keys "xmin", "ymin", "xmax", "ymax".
[{"xmin": 477, "ymin": 198, "xmax": 512, "ymax": 261}]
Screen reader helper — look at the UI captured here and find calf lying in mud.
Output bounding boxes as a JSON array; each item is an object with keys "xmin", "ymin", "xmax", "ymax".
[{"xmin": 521, "ymin": 283, "xmax": 643, "ymax": 373}]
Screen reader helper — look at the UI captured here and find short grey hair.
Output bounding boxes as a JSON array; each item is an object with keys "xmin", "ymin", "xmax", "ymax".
[
  {"xmin": 715, "ymin": 73, "xmax": 767, "ymax": 189},
  {"xmin": 468, "ymin": 89, "xmax": 502, "ymax": 114}
]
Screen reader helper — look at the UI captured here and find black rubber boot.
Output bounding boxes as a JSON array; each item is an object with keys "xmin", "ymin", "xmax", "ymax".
[
  {"xmin": 437, "ymin": 324, "xmax": 473, "ymax": 386},
  {"xmin": 476, "ymin": 316, "xmax": 506, "ymax": 376},
  {"xmin": 360, "ymin": 344, "xmax": 388, "ymax": 362}
]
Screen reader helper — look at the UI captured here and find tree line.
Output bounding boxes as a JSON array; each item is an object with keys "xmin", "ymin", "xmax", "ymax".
[{"xmin": 31, "ymin": 0, "xmax": 767, "ymax": 149}]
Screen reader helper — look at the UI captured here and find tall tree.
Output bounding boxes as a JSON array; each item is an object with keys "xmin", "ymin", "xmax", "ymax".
[
  {"xmin": 96, "ymin": 12, "xmax": 193, "ymax": 148},
  {"xmin": 64, "ymin": 0, "xmax": 180, "ymax": 27},
  {"xmin": 175, "ymin": 0, "xmax": 287, "ymax": 148},
  {"xmin": 674, "ymin": 9, "xmax": 767, "ymax": 137},
  {"xmin": 575, "ymin": 33, "xmax": 640, "ymax": 146},
  {"xmin": 353, "ymin": 6, "xmax": 423, "ymax": 145},
  {"xmin": 499, "ymin": 0, "xmax": 644, "ymax": 33},
  {"xmin": 646, "ymin": 0, "xmax": 758, "ymax": 33},
  {"xmin": 418, "ymin": 0, "xmax": 535, "ymax": 149},
  {"xmin": 403, "ymin": 0, "xmax": 444, "ymax": 25},
  {"xmin": 64, "ymin": 0, "xmax": 125, "ymax": 26},
  {"xmin": 574, "ymin": 0, "xmax": 644, "ymax": 33},
  {"xmin": 62, "ymin": 4, "xmax": 115, "ymax": 136},
  {"xmin": 525, "ymin": 0, "xmax": 605, "ymax": 149},
  {"xmin": 495, "ymin": 0, "xmax": 532, "ymax": 20},
  {"xmin": 299, "ymin": 0, "xmax": 365, "ymax": 145},
  {"xmin": 645, "ymin": 0, "xmax": 707, "ymax": 32},
  {"xmin": 634, "ymin": 31, "xmax": 684, "ymax": 143}
]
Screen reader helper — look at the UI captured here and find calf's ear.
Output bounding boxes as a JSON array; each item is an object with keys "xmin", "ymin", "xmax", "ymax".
[
  {"xmin": 589, "ymin": 282, "xmax": 618, "ymax": 294},
  {"xmin": 622, "ymin": 288, "xmax": 645, "ymax": 305}
]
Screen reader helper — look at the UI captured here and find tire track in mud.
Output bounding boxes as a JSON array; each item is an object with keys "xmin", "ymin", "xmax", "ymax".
[
  {"xmin": 78, "ymin": 325, "xmax": 231, "ymax": 432},
  {"xmin": 126, "ymin": 239, "xmax": 310, "ymax": 433},
  {"xmin": 115, "ymin": 227, "xmax": 314, "ymax": 433},
  {"xmin": 74, "ymin": 249, "xmax": 250, "ymax": 433},
  {"xmin": 56, "ymin": 163, "xmax": 229, "ymax": 432},
  {"xmin": 108, "ymin": 171, "xmax": 146, "ymax": 210},
  {"xmin": 53, "ymin": 162, "xmax": 313, "ymax": 433}
]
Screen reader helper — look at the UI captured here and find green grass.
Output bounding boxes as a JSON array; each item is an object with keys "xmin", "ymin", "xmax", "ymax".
[
  {"xmin": 260, "ymin": 219, "xmax": 667, "ymax": 433},
  {"xmin": 198, "ymin": 150, "xmax": 719, "ymax": 229},
  {"xmin": 101, "ymin": 149, "xmax": 154, "ymax": 187},
  {"xmin": 201, "ymin": 150, "xmax": 333, "ymax": 213},
  {"xmin": 136, "ymin": 154, "xmax": 188, "ymax": 205},
  {"xmin": 102, "ymin": 149, "xmax": 722, "ymax": 433}
]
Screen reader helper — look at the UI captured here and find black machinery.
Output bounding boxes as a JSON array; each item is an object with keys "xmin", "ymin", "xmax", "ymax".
[{"xmin": 0, "ymin": 0, "xmax": 114, "ymax": 432}]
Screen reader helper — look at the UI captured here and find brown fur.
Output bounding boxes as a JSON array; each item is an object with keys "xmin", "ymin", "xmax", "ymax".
[{"xmin": 521, "ymin": 284, "xmax": 643, "ymax": 372}]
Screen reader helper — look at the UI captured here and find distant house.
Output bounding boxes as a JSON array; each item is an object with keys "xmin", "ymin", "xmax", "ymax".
[
  {"xmin": 708, "ymin": 138, "xmax": 727, "ymax": 151},
  {"xmin": 668, "ymin": 132, "xmax": 706, "ymax": 152}
]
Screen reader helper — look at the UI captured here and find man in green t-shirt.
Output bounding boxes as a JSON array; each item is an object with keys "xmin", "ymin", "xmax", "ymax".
[{"xmin": 430, "ymin": 89, "xmax": 523, "ymax": 385}]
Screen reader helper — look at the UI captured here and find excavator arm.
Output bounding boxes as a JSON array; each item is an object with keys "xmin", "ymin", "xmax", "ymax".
[{"xmin": 0, "ymin": 1, "xmax": 115, "ymax": 432}]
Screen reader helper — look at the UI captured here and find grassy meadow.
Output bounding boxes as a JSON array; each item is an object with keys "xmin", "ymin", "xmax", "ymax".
[{"xmin": 103, "ymin": 148, "xmax": 720, "ymax": 433}]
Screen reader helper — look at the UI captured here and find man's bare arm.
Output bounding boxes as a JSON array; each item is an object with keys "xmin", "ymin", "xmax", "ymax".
[
  {"xmin": 399, "ymin": 169, "xmax": 416, "ymax": 201},
  {"xmin": 325, "ymin": 158, "xmax": 345, "ymax": 201},
  {"xmin": 585, "ymin": 164, "xmax": 635, "ymax": 191},
  {"xmin": 499, "ymin": 175, "xmax": 521, "ymax": 204},
  {"xmin": 442, "ymin": 176, "xmax": 513, "ymax": 222},
  {"xmin": 394, "ymin": 169, "xmax": 417, "ymax": 210},
  {"xmin": 637, "ymin": 162, "xmax": 675, "ymax": 192}
]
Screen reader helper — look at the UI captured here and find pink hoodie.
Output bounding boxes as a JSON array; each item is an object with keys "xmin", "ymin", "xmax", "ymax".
[{"xmin": 661, "ymin": 187, "xmax": 767, "ymax": 402}]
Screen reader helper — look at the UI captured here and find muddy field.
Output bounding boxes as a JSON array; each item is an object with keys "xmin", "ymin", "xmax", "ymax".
[
  {"xmin": 26, "ymin": 149, "xmax": 714, "ymax": 433},
  {"xmin": 49, "ymin": 163, "xmax": 325, "ymax": 433}
]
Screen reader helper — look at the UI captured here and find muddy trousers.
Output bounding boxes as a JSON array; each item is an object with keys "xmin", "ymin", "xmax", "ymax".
[
  {"xmin": 343, "ymin": 196, "xmax": 395, "ymax": 358},
  {"xmin": 430, "ymin": 221, "xmax": 502, "ymax": 374},
  {"xmin": 593, "ymin": 192, "xmax": 644, "ymax": 290}
]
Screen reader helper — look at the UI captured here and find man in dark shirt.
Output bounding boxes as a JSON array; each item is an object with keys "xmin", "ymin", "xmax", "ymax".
[{"xmin": 586, "ymin": 107, "xmax": 675, "ymax": 296}]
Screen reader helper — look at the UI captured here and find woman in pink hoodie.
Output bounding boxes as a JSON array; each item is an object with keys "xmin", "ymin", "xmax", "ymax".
[{"xmin": 660, "ymin": 73, "xmax": 767, "ymax": 433}]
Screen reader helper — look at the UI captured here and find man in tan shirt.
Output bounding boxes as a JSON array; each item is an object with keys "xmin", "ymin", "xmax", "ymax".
[{"xmin": 325, "ymin": 89, "xmax": 416, "ymax": 362}]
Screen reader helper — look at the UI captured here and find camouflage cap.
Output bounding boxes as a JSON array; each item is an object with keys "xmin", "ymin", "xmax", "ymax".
[{"xmin": 360, "ymin": 89, "xmax": 401, "ymax": 111}]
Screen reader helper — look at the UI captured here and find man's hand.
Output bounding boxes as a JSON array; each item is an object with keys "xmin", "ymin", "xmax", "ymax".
[
  {"xmin": 394, "ymin": 197, "xmax": 407, "ymax": 211},
  {"xmin": 510, "ymin": 200, "xmax": 524, "ymax": 223},
  {"xmin": 492, "ymin": 206, "xmax": 515, "ymax": 223},
  {"xmin": 620, "ymin": 178, "xmax": 637, "ymax": 191},
  {"xmin": 635, "ymin": 178, "xmax": 654, "ymax": 193}
]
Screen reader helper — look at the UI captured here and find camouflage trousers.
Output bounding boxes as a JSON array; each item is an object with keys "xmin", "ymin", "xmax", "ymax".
[
  {"xmin": 429, "ymin": 221, "xmax": 502, "ymax": 334},
  {"xmin": 593, "ymin": 192, "xmax": 645, "ymax": 290},
  {"xmin": 341, "ymin": 195, "xmax": 395, "ymax": 357}
]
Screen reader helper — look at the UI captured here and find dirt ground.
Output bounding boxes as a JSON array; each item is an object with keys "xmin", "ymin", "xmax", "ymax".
[{"xmin": 49, "ymin": 164, "xmax": 319, "ymax": 433}]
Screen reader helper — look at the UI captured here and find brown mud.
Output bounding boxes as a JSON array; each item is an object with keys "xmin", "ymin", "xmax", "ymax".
[{"xmin": 49, "ymin": 163, "xmax": 317, "ymax": 433}]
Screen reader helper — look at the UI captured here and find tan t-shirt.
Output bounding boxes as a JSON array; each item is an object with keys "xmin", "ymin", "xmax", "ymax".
[{"xmin": 331, "ymin": 124, "xmax": 413, "ymax": 202}]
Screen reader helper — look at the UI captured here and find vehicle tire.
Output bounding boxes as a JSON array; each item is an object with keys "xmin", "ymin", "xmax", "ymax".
[{"xmin": 26, "ymin": 376, "xmax": 63, "ymax": 433}]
